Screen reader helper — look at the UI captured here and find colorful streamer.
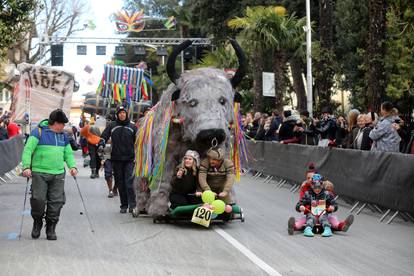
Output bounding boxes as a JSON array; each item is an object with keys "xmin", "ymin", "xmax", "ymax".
[
  {"xmin": 98, "ymin": 64, "xmax": 148, "ymax": 102},
  {"xmin": 231, "ymin": 103, "xmax": 250, "ymax": 181}
]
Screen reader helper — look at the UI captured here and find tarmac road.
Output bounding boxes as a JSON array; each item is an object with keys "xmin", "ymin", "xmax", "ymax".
[{"xmin": 0, "ymin": 157, "xmax": 413, "ymax": 276}]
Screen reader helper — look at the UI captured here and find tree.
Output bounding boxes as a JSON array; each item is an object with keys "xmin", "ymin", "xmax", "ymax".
[
  {"xmin": 229, "ymin": 6, "xmax": 305, "ymax": 113},
  {"xmin": 334, "ymin": 0, "xmax": 369, "ymax": 110},
  {"xmin": 365, "ymin": 0, "xmax": 387, "ymax": 111},
  {"xmin": 0, "ymin": 0, "xmax": 37, "ymax": 59},
  {"xmin": 384, "ymin": 0, "xmax": 414, "ymax": 113},
  {"xmin": 6, "ymin": 0, "xmax": 86, "ymax": 66},
  {"xmin": 314, "ymin": 0, "xmax": 335, "ymax": 110}
]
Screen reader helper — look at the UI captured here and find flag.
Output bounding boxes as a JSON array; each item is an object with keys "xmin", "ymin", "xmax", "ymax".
[{"xmin": 164, "ymin": 16, "xmax": 176, "ymax": 29}]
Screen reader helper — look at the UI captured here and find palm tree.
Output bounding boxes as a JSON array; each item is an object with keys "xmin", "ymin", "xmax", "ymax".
[
  {"xmin": 229, "ymin": 7, "xmax": 306, "ymax": 113},
  {"xmin": 228, "ymin": 7, "xmax": 270, "ymax": 111}
]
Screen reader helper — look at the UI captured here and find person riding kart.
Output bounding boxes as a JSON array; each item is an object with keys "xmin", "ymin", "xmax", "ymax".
[
  {"xmin": 289, "ymin": 168, "xmax": 354, "ymax": 234},
  {"xmin": 198, "ymin": 147, "xmax": 235, "ymax": 204},
  {"xmin": 169, "ymin": 150, "xmax": 202, "ymax": 209},
  {"xmin": 295, "ymin": 174, "xmax": 337, "ymax": 237}
]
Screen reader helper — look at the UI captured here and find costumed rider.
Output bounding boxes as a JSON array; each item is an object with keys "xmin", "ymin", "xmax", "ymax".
[
  {"xmin": 100, "ymin": 106, "xmax": 137, "ymax": 214},
  {"xmin": 198, "ymin": 147, "xmax": 235, "ymax": 204},
  {"xmin": 22, "ymin": 109, "xmax": 78, "ymax": 240},
  {"xmin": 296, "ymin": 174, "xmax": 337, "ymax": 237},
  {"xmin": 169, "ymin": 150, "xmax": 202, "ymax": 209}
]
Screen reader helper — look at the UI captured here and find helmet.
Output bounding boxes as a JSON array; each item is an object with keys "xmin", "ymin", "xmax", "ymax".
[
  {"xmin": 311, "ymin": 174, "xmax": 323, "ymax": 189},
  {"xmin": 311, "ymin": 174, "xmax": 323, "ymax": 182}
]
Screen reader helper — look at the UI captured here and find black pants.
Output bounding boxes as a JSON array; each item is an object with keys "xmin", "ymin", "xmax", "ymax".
[
  {"xmin": 88, "ymin": 144, "xmax": 101, "ymax": 170},
  {"xmin": 30, "ymin": 172, "xmax": 65, "ymax": 223},
  {"xmin": 169, "ymin": 193, "xmax": 201, "ymax": 209},
  {"xmin": 113, "ymin": 161, "xmax": 136, "ymax": 209}
]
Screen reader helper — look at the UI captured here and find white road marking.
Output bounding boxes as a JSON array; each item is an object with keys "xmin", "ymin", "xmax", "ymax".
[{"xmin": 214, "ymin": 228, "xmax": 283, "ymax": 276}]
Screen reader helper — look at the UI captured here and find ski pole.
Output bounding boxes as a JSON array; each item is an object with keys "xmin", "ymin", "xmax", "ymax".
[
  {"xmin": 73, "ymin": 176, "xmax": 95, "ymax": 233},
  {"xmin": 18, "ymin": 178, "xmax": 30, "ymax": 240}
]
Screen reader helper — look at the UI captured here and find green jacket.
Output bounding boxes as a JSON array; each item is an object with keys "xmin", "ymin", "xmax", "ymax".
[{"xmin": 22, "ymin": 120, "xmax": 76, "ymax": 174}]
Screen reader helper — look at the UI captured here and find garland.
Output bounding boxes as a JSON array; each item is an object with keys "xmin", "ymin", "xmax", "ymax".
[{"xmin": 231, "ymin": 102, "xmax": 250, "ymax": 181}]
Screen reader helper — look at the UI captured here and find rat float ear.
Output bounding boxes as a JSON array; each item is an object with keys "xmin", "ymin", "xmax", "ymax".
[
  {"xmin": 234, "ymin": 92, "xmax": 242, "ymax": 103},
  {"xmin": 171, "ymin": 89, "xmax": 181, "ymax": 101}
]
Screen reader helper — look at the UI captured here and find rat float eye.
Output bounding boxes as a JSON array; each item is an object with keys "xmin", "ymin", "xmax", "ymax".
[
  {"xmin": 219, "ymin": 97, "xmax": 227, "ymax": 105},
  {"xmin": 189, "ymin": 99, "xmax": 198, "ymax": 107}
]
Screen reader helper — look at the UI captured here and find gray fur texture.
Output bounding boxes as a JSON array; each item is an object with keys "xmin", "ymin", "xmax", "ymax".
[{"xmin": 137, "ymin": 67, "xmax": 235, "ymax": 217}]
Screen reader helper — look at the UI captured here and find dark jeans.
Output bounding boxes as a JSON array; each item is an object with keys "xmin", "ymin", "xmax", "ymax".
[
  {"xmin": 30, "ymin": 172, "xmax": 66, "ymax": 223},
  {"xmin": 113, "ymin": 161, "xmax": 136, "ymax": 209},
  {"xmin": 88, "ymin": 144, "xmax": 101, "ymax": 170},
  {"xmin": 169, "ymin": 193, "xmax": 201, "ymax": 209}
]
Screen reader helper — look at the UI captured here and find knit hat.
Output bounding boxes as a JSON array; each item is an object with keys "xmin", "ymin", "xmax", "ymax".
[
  {"xmin": 48, "ymin": 109, "xmax": 69, "ymax": 124},
  {"xmin": 184, "ymin": 150, "xmax": 200, "ymax": 167},
  {"xmin": 283, "ymin": 110, "xmax": 292, "ymax": 118},
  {"xmin": 207, "ymin": 147, "xmax": 225, "ymax": 160}
]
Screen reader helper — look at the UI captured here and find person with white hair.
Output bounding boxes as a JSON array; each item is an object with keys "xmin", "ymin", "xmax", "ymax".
[{"xmin": 169, "ymin": 150, "xmax": 201, "ymax": 209}]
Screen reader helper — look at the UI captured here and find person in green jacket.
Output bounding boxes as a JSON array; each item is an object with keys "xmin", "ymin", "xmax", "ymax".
[{"xmin": 22, "ymin": 109, "xmax": 78, "ymax": 240}]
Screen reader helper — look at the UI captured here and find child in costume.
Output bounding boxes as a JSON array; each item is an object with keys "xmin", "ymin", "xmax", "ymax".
[
  {"xmin": 288, "ymin": 169, "xmax": 354, "ymax": 235},
  {"xmin": 323, "ymin": 180, "xmax": 354, "ymax": 232},
  {"xmin": 296, "ymin": 174, "xmax": 337, "ymax": 237},
  {"xmin": 99, "ymin": 139, "xmax": 117, "ymax": 198},
  {"xmin": 169, "ymin": 150, "xmax": 202, "ymax": 209}
]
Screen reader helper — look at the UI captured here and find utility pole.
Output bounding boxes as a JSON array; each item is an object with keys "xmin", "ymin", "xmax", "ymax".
[{"xmin": 306, "ymin": 0, "xmax": 313, "ymax": 117}]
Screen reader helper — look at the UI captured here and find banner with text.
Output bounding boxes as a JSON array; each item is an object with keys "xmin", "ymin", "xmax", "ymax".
[{"xmin": 13, "ymin": 63, "xmax": 74, "ymax": 124}]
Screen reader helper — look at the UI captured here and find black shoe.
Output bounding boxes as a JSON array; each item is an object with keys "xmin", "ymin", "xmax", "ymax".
[
  {"xmin": 128, "ymin": 208, "xmax": 134, "ymax": 213},
  {"xmin": 120, "ymin": 208, "xmax": 127, "ymax": 214},
  {"xmin": 46, "ymin": 223, "xmax": 57, "ymax": 240},
  {"xmin": 90, "ymin": 169, "xmax": 96, "ymax": 179},
  {"xmin": 31, "ymin": 219, "xmax": 43, "ymax": 239}
]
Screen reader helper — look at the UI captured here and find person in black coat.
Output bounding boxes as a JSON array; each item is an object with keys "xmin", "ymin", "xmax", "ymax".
[
  {"xmin": 169, "ymin": 150, "xmax": 202, "ymax": 209},
  {"xmin": 315, "ymin": 108, "xmax": 337, "ymax": 142},
  {"xmin": 101, "ymin": 106, "xmax": 138, "ymax": 213}
]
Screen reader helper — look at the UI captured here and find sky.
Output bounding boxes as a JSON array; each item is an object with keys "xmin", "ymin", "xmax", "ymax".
[
  {"xmin": 63, "ymin": 0, "xmax": 126, "ymax": 100},
  {"xmin": 80, "ymin": 0, "xmax": 125, "ymax": 37}
]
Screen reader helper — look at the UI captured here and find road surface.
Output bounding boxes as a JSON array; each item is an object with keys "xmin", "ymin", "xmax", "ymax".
[{"xmin": 1, "ymin": 156, "xmax": 413, "ymax": 276}]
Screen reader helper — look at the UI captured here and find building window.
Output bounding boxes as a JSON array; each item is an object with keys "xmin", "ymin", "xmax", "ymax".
[
  {"xmin": 77, "ymin": 45, "xmax": 87, "ymax": 55},
  {"xmin": 114, "ymin": 46, "xmax": 126, "ymax": 56},
  {"xmin": 96, "ymin": 46, "xmax": 106, "ymax": 55}
]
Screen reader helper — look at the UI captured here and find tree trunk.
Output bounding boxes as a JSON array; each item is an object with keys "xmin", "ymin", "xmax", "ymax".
[
  {"xmin": 290, "ymin": 57, "xmax": 307, "ymax": 111},
  {"xmin": 273, "ymin": 51, "xmax": 287, "ymax": 114},
  {"xmin": 252, "ymin": 49, "xmax": 264, "ymax": 112},
  {"xmin": 366, "ymin": 0, "xmax": 386, "ymax": 112},
  {"xmin": 315, "ymin": 0, "xmax": 334, "ymax": 109}
]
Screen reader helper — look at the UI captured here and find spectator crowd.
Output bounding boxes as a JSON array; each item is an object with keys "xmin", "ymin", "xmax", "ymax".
[{"xmin": 242, "ymin": 101, "xmax": 414, "ymax": 154}]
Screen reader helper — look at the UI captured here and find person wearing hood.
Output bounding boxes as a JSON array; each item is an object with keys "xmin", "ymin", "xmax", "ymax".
[
  {"xmin": 100, "ymin": 106, "xmax": 137, "ymax": 213},
  {"xmin": 22, "ymin": 109, "xmax": 77, "ymax": 240},
  {"xmin": 169, "ymin": 150, "xmax": 201, "ymax": 209},
  {"xmin": 369, "ymin": 101, "xmax": 401, "ymax": 152}
]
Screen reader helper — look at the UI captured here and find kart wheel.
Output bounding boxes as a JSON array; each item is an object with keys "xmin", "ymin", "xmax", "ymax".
[
  {"xmin": 240, "ymin": 209, "xmax": 245, "ymax": 222},
  {"xmin": 153, "ymin": 218, "xmax": 157, "ymax": 224}
]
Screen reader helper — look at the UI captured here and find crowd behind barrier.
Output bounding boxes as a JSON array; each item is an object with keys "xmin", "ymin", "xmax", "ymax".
[
  {"xmin": 247, "ymin": 140, "xmax": 414, "ymax": 213},
  {"xmin": 0, "ymin": 136, "xmax": 24, "ymax": 176}
]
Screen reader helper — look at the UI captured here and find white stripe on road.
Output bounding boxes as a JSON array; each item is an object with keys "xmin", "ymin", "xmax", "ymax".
[{"xmin": 214, "ymin": 228, "xmax": 283, "ymax": 276}]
